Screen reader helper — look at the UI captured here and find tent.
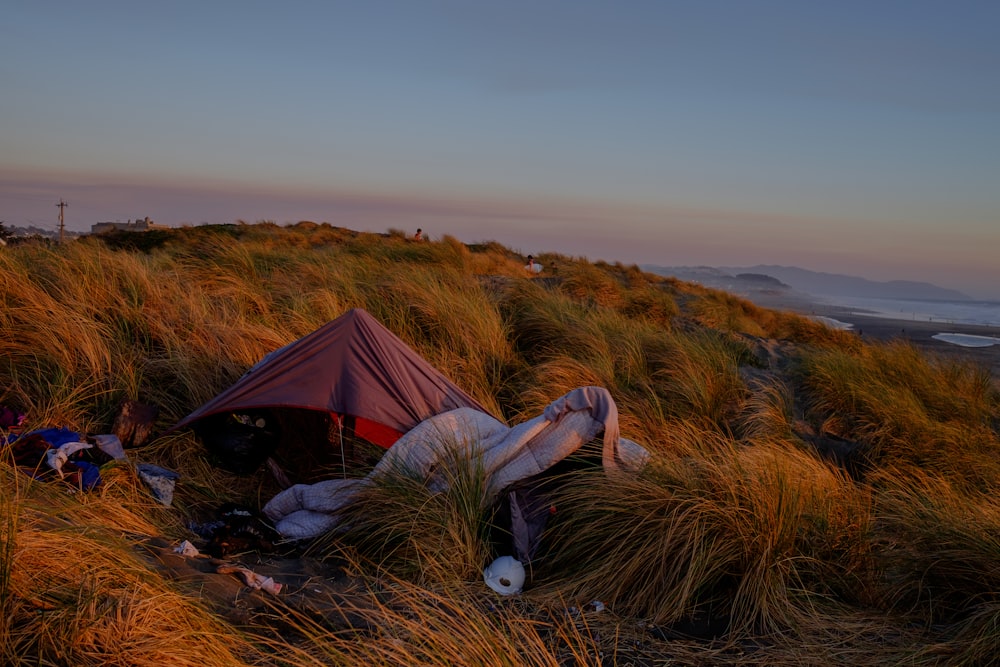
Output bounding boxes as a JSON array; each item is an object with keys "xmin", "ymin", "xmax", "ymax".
[{"xmin": 170, "ymin": 308, "xmax": 496, "ymax": 470}]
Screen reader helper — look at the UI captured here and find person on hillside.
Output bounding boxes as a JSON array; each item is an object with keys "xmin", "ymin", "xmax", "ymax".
[
  {"xmin": 413, "ymin": 228, "xmax": 423, "ymax": 241},
  {"xmin": 525, "ymin": 255, "xmax": 542, "ymax": 274}
]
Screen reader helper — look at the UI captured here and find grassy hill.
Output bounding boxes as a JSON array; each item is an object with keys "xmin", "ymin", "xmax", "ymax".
[{"xmin": 2, "ymin": 222, "xmax": 999, "ymax": 666}]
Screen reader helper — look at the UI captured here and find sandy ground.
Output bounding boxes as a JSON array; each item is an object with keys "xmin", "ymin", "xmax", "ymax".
[
  {"xmin": 140, "ymin": 536, "xmax": 377, "ymax": 633},
  {"xmin": 750, "ymin": 292, "xmax": 1000, "ymax": 382}
]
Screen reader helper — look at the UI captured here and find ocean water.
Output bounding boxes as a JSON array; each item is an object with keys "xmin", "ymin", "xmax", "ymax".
[
  {"xmin": 814, "ymin": 295, "xmax": 1000, "ymax": 328},
  {"xmin": 932, "ymin": 333, "xmax": 1000, "ymax": 348}
]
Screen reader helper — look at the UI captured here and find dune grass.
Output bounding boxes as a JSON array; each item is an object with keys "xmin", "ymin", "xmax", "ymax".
[
  {"xmin": 798, "ymin": 340, "xmax": 1000, "ymax": 487},
  {"xmin": 319, "ymin": 440, "xmax": 495, "ymax": 586},
  {"xmin": 871, "ymin": 468, "xmax": 1000, "ymax": 622},
  {"xmin": 0, "ymin": 461, "xmax": 260, "ymax": 666},
  {"xmin": 537, "ymin": 438, "xmax": 874, "ymax": 634},
  {"xmin": 2, "ymin": 221, "xmax": 999, "ymax": 664},
  {"xmin": 257, "ymin": 566, "xmax": 617, "ymax": 667}
]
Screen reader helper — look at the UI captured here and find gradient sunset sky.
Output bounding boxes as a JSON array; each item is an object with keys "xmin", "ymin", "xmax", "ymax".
[{"xmin": 3, "ymin": 1, "xmax": 998, "ymax": 298}]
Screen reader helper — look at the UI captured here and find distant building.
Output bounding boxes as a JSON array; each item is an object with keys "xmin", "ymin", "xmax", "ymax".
[{"xmin": 91, "ymin": 217, "xmax": 162, "ymax": 234}]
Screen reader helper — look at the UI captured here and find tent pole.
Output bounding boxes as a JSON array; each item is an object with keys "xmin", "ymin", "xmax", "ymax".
[{"xmin": 337, "ymin": 416, "xmax": 346, "ymax": 478}]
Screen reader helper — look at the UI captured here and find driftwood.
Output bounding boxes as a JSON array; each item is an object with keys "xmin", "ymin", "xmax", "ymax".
[{"xmin": 113, "ymin": 400, "xmax": 159, "ymax": 448}]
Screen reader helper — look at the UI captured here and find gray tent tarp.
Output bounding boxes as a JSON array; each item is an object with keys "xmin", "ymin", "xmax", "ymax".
[{"xmin": 170, "ymin": 308, "xmax": 495, "ymax": 448}]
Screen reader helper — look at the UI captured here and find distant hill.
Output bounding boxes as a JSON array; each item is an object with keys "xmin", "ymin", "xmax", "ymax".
[
  {"xmin": 720, "ymin": 265, "xmax": 972, "ymax": 301},
  {"xmin": 642, "ymin": 264, "xmax": 972, "ymax": 302},
  {"xmin": 640, "ymin": 265, "xmax": 807, "ymax": 303}
]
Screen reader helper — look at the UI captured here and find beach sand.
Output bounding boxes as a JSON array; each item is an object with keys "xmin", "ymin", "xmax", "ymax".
[{"xmin": 750, "ymin": 293, "xmax": 1000, "ymax": 382}]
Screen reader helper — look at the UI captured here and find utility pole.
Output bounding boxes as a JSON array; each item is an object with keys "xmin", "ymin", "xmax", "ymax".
[{"xmin": 56, "ymin": 199, "xmax": 67, "ymax": 243}]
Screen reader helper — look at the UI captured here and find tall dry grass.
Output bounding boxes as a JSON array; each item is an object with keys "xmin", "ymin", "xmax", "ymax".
[
  {"xmin": 871, "ymin": 468, "xmax": 1000, "ymax": 622},
  {"xmin": 798, "ymin": 340, "xmax": 1000, "ymax": 487},
  {"xmin": 735, "ymin": 375, "xmax": 798, "ymax": 443},
  {"xmin": 315, "ymin": 438, "xmax": 494, "ymax": 586},
  {"xmin": 648, "ymin": 329, "xmax": 751, "ymax": 432},
  {"xmin": 538, "ymin": 436, "xmax": 874, "ymax": 635},
  {"xmin": 684, "ymin": 283, "xmax": 863, "ymax": 351},
  {"xmin": 2, "ymin": 221, "xmax": 1000, "ymax": 664},
  {"xmin": 0, "ymin": 461, "xmax": 260, "ymax": 666},
  {"xmin": 258, "ymin": 566, "xmax": 617, "ymax": 667}
]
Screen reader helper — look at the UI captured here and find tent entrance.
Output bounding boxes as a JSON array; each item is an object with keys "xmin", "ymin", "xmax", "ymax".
[{"xmin": 195, "ymin": 408, "xmax": 387, "ymax": 484}]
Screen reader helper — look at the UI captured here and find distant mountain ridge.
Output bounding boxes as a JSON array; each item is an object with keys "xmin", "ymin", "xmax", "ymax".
[
  {"xmin": 721, "ymin": 265, "xmax": 972, "ymax": 301},
  {"xmin": 642, "ymin": 264, "xmax": 972, "ymax": 302}
]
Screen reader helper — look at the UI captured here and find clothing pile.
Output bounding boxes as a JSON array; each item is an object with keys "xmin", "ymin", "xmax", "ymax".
[{"xmin": 5, "ymin": 426, "xmax": 127, "ymax": 490}]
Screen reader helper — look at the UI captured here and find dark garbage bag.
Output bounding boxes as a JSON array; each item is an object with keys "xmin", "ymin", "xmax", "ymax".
[{"xmin": 194, "ymin": 411, "xmax": 281, "ymax": 474}]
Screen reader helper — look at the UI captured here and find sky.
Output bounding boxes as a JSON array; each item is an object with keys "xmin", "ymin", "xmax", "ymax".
[{"xmin": 2, "ymin": 1, "xmax": 998, "ymax": 299}]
